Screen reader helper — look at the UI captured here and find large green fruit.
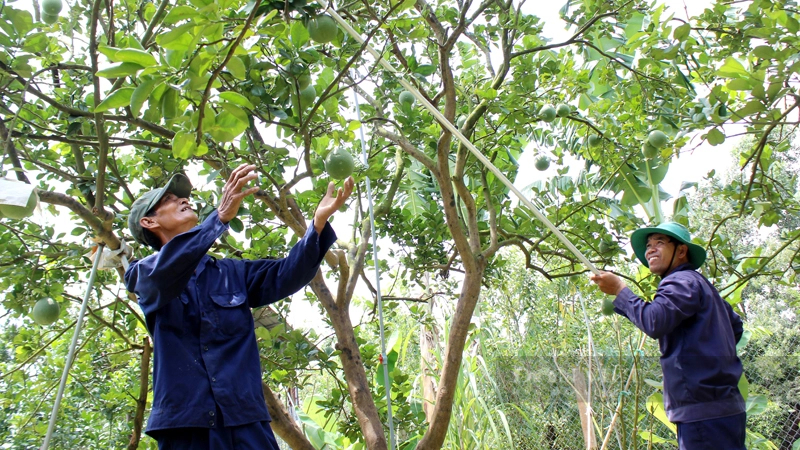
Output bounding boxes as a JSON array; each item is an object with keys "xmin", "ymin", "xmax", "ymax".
[
  {"xmin": 0, "ymin": 191, "xmax": 38, "ymax": 220},
  {"xmin": 534, "ymin": 155, "xmax": 550, "ymax": 171},
  {"xmin": 399, "ymin": 91, "xmax": 415, "ymax": 107},
  {"xmin": 647, "ymin": 130, "xmax": 668, "ymax": 148},
  {"xmin": 556, "ymin": 103, "xmax": 571, "ymax": 117},
  {"xmin": 642, "ymin": 142, "xmax": 658, "ymax": 159},
  {"xmin": 32, "ymin": 298, "xmax": 60, "ymax": 325},
  {"xmin": 588, "ymin": 135, "xmax": 601, "ymax": 147},
  {"xmin": 296, "ymin": 73, "xmax": 312, "ymax": 90},
  {"xmin": 299, "ymin": 85, "xmax": 316, "ymax": 107},
  {"xmin": 601, "ymin": 298, "xmax": 615, "ymax": 316},
  {"xmin": 539, "ymin": 105, "xmax": 556, "ymax": 122},
  {"xmin": 42, "ymin": 12, "xmax": 59, "ymax": 24},
  {"xmin": 307, "ymin": 15, "xmax": 338, "ymax": 44},
  {"xmin": 42, "ymin": 0, "xmax": 63, "ymax": 15},
  {"xmin": 325, "ymin": 149, "xmax": 354, "ymax": 180}
]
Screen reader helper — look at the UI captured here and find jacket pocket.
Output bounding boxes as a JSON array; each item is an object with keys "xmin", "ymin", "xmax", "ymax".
[{"xmin": 209, "ymin": 291, "xmax": 250, "ymax": 335}]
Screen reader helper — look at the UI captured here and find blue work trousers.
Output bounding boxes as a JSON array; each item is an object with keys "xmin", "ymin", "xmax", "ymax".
[
  {"xmin": 152, "ymin": 407, "xmax": 279, "ymax": 450},
  {"xmin": 676, "ymin": 412, "xmax": 746, "ymax": 450}
]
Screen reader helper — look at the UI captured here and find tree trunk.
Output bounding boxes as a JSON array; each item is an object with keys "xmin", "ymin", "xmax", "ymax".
[
  {"xmin": 309, "ymin": 273, "xmax": 388, "ymax": 450},
  {"xmin": 262, "ymin": 382, "xmax": 316, "ymax": 450},
  {"xmin": 127, "ymin": 337, "xmax": 151, "ymax": 450}
]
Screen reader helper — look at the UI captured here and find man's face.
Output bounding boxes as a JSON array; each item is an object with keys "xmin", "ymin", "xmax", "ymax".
[
  {"xmin": 148, "ymin": 192, "xmax": 198, "ymax": 236},
  {"xmin": 645, "ymin": 233, "xmax": 679, "ymax": 276}
]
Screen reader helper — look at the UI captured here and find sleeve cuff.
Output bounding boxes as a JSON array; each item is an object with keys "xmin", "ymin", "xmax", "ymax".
[{"xmin": 307, "ymin": 220, "xmax": 337, "ymax": 252}]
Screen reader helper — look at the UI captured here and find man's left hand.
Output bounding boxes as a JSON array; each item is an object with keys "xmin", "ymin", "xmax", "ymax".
[{"xmin": 314, "ymin": 177, "xmax": 354, "ymax": 233}]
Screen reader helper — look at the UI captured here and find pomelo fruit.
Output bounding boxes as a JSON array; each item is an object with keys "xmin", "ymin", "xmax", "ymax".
[
  {"xmin": 32, "ymin": 298, "xmax": 60, "ymax": 325},
  {"xmin": 325, "ymin": 149, "xmax": 354, "ymax": 179},
  {"xmin": 539, "ymin": 105, "xmax": 556, "ymax": 122},
  {"xmin": 588, "ymin": 135, "xmax": 601, "ymax": 147},
  {"xmin": 642, "ymin": 142, "xmax": 658, "ymax": 159},
  {"xmin": 42, "ymin": 12, "xmax": 59, "ymax": 24},
  {"xmin": 399, "ymin": 91, "xmax": 415, "ymax": 107},
  {"xmin": 307, "ymin": 15, "xmax": 338, "ymax": 44},
  {"xmin": 42, "ymin": 0, "xmax": 63, "ymax": 15},
  {"xmin": 556, "ymin": 103, "xmax": 571, "ymax": 117},
  {"xmin": 0, "ymin": 190, "xmax": 38, "ymax": 220},
  {"xmin": 647, "ymin": 130, "xmax": 668, "ymax": 149},
  {"xmin": 534, "ymin": 155, "xmax": 550, "ymax": 171},
  {"xmin": 601, "ymin": 298, "xmax": 615, "ymax": 316}
]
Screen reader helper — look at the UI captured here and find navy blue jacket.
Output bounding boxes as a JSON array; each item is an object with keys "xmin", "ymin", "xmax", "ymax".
[
  {"xmin": 124, "ymin": 210, "xmax": 336, "ymax": 434},
  {"xmin": 613, "ymin": 264, "xmax": 745, "ymax": 423}
]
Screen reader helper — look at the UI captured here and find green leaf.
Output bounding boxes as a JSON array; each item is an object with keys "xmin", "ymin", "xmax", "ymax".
[
  {"xmin": 219, "ymin": 91, "xmax": 253, "ymax": 109},
  {"xmin": 22, "ymin": 32, "xmax": 48, "ymax": 53},
  {"xmin": 291, "ymin": 20, "xmax": 309, "ymax": 48},
  {"xmin": 706, "ymin": 128, "xmax": 725, "ymax": 146},
  {"xmin": 415, "ymin": 64, "xmax": 437, "ymax": 76},
  {"xmin": 94, "ymin": 87, "xmax": 135, "ymax": 112},
  {"xmin": 158, "ymin": 23, "xmax": 195, "ymax": 51},
  {"xmin": 474, "ymin": 88, "xmax": 497, "ymax": 100},
  {"xmin": 645, "ymin": 392, "xmax": 677, "ymax": 433},
  {"xmin": 172, "ymin": 131, "xmax": 197, "ymax": 159},
  {"xmin": 734, "ymin": 100, "xmax": 765, "ymax": 118},
  {"xmin": 229, "ymin": 217, "xmax": 244, "ymax": 233},
  {"xmin": 96, "ymin": 62, "xmax": 145, "ymax": 78},
  {"xmin": 716, "ymin": 57, "xmax": 749, "ymax": 79},
  {"xmin": 130, "ymin": 79, "xmax": 159, "ymax": 117},
  {"xmin": 752, "ymin": 45, "xmax": 774, "ymax": 60},
  {"xmin": 162, "ymin": 6, "xmax": 198, "ymax": 25},
  {"xmin": 672, "ymin": 23, "xmax": 690, "ymax": 41},
  {"xmin": 114, "ymin": 48, "xmax": 158, "ymax": 67},
  {"xmin": 738, "ymin": 374, "xmax": 749, "ymax": 400},
  {"xmin": 745, "ymin": 394, "xmax": 767, "ymax": 416},
  {"xmin": 226, "ymin": 56, "xmax": 246, "ymax": 80},
  {"xmin": 726, "ymin": 78, "xmax": 752, "ymax": 91}
]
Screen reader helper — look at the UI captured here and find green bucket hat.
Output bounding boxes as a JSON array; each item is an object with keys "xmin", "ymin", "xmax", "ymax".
[
  {"xmin": 128, "ymin": 173, "xmax": 193, "ymax": 247},
  {"xmin": 630, "ymin": 222, "xmax": 707, "ymax": 270}
]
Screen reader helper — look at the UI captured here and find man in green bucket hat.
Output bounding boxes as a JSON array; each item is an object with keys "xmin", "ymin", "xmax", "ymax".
[{"xmin": 591, "ymin": 222, "xmax": 746, "ymax": 450}]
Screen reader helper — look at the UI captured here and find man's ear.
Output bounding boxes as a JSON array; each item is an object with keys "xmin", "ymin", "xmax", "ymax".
[
  {"xmin": 677, "ymin": 243, "xmax": 689, "ymax": 261},
  {"xmin": 140, "ymin": 216, "xmax": 159, "ymax": 231}
]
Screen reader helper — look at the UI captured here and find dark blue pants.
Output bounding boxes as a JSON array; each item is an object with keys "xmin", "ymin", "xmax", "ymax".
[
  {"xmin": 677, "ymin": 412, "xmax": 746, "ymax": 450},
  {"xmin": 152, "ymin": 409, "xmax": 279, "ymax": 450}
]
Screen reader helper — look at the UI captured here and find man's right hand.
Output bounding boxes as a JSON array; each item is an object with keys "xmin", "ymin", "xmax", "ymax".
[
  {"xmin": 589, "ymin": 271, "xmax": 627, "ymax": 296},
  {"xmin": 218, "ymin": 164, "xmax": 259, "ymax": 224}
]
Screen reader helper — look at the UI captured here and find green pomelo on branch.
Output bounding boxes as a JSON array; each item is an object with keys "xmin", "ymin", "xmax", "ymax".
[
  {"xmin": 298, "ymin": 85, "xmax": 316, "ymax": 108},
  {"xmin": 307, "ymin": 15, "xmax": 338, "ymax": 44},
  {"xmin": 399, "ymin": 91, "xmax": 415, "ymax": 107},
  {"xmin": 0, "ymin": 191, "xmax": 38, "ymax": 220},
  {"xmin": 32, "ymin": 298, "xmax": 60, "ymax": 325},
  {"xmin": 601, "ymin": 298, "xmax": 615, "ymax": 316},
  {"xmin": 647, "ymin": 130, "xmax": 668, "ymax": 149},
  {"xmin": 296, "ymin": 73, "xmax": 312, "ymax": 90},
  {"xmin": 588, "ymin": 135, "xmax": 601, "ymax": 147},
  {"xmin": 42, "ymin": 0, "xmax": 63, "ymax": 15},
  {"xmin": 556, "ymin": 103, "xmax": 571, "ymax": 117},
  {"xmin": 42, "ymin": 13, "xmax": 59, "ymax": 24},
  {"xmin": 642, "ymin": 142, "xmax": 659, "ymax": 159},
  {"xmin": 325, "ymin": 149, "xmax": 354, "ymax": 180},
  {"xmin": 539, "ymin": 105, "xmax": 556, "ymax": 122},
  {"xmin": 534, "ymin": 155, "xmax": 550, "ymax": 171}
]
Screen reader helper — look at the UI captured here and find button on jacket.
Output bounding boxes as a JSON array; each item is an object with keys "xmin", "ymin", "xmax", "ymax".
[
  {"xmin": 124, "ymin": 210, "xmax": 336, "ymax": 435},
  {"xmin": 613, "ymin": 264, "xmax": 746, "ymax": 423}
]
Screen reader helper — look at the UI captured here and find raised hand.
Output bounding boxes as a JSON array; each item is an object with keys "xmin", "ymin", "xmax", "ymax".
[
  {"xmin": 217, "ymin": 164, "xmax": 260, "ymax": 224},
  {"xmin": 589, "ymin": 271, "xmax": 627, "ymax": 296},
  {"xmin": 313, "ymin": 177, "xmax": 354, "ymax": 233}
]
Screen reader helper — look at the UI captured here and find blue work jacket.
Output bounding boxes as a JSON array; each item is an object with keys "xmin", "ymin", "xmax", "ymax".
[
  {"xmin": 613, "ymin": 264, "xmax": 746, "ymax": 423},
  {"xmin": 124, "ymin": 210, "xmax": 336, "ymax": 434}
]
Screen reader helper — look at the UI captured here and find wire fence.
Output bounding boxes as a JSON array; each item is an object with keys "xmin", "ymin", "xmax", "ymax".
[{"xmin": 488, "ymin": 325, "xmax": 800, "ymax": 449}]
